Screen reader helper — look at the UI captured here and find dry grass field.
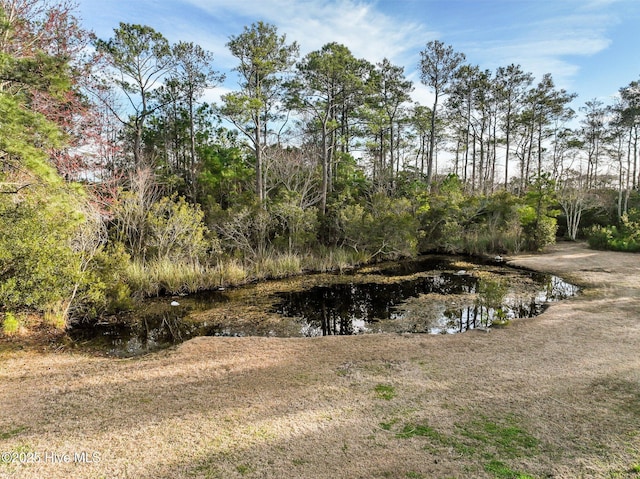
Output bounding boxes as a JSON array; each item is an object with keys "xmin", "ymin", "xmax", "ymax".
[{"xmin": 1, "ymin": 242, "xmax": 639, "ymax": 478}]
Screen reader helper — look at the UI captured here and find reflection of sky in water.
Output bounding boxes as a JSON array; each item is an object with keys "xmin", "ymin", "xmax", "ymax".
[
  {"xmin": 278, "ymin": 271, "xmax": 578, "ymax": 337},
  {"xmin": 69, "ymin": 256, "xmax": 579, "ymax": 355}
]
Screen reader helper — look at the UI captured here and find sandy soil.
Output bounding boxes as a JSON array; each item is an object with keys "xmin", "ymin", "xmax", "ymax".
[{"xmin": 1, "ymin": 242, "xmax": 639, "ymax": 479}]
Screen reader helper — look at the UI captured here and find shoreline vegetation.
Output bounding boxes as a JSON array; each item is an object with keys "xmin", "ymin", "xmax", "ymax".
[
  {"xmin": 1, "ymin": 243, "xmax": 639, "ymax": 478},
  {"xmin": 124, "ymin": 248, "xmax": 371, "ymax": 299},
  {"xmin": 2, "ymin": 1, "xmax": 640, "ymax": 342}
]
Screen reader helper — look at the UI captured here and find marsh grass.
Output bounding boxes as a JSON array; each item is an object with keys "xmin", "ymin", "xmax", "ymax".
[
  {"xmin": 43, "ymin": 301, "xmax": 68, "ymax": 329},
  {"xmin": 124, "ymin": 247, "xmax": 369, "ymax": 298},
  {"xmin": 211, "ymin": 259, "xmax": 247, "ymax": 285},
  {"xmin": 127, "ymin": 259, "xmax": 230, "ymax": 297},
  {"xmin": 306, "ymin": 247, "xmax": 369, "ymax": 273},
  {"xmin": 252, "ymin": 252, "xmax": 303, "ymax": 280}
]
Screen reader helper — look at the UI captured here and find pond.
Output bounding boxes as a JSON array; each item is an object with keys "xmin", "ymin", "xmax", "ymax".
[{"xmin": 69, "ymin": 255, "xmax": 579, "ymax": 356}]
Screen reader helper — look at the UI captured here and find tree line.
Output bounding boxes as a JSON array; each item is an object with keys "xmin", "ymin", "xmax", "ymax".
[{"xmin": 1, "ymin": 0, "xmax": 639, "ymax": 332}]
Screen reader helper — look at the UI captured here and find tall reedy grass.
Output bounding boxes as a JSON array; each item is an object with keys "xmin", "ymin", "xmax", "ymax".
[
  {"xmin": 306, "ymin": 246, "xmax": 369, "ymax": 273},
  {"xmin": 251, "ymin": 252, "xmax": 304, "ymax": 280},
  {"xmin": 126, "ymin": 259, "xmax": 222, "ymax": 297},
  {"xmin": 124, "ymin": 246, "xmax": 371, "ymax": 298}
]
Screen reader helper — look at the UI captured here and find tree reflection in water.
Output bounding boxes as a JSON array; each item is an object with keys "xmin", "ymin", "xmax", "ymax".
[
  {"xmin": 274, "ymin": 268, "xmax": 578, "ymax": 337},
  {"xmin": 69, "ymin": 256, "xmax": 579, "ymax": 354}
]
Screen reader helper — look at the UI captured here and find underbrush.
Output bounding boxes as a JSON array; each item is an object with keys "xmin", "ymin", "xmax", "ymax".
[{"xmin": 587, "ymin": 211, "xmax": 640, "ymax": 252}]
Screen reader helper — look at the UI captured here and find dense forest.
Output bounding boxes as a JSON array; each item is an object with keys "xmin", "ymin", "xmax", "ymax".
[{"xmin": 1, "ymin": 0, "xmax": 639, "ymax": 333}]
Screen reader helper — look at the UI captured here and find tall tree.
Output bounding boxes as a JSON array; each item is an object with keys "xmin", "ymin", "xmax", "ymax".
[
  {"xmin": 173, "ymin": 42, "xmax": 223, "ymax": 199},
  {"xmin": 149, "ymin": 42, "xmax": 223, "ymax": 200},
  {"xmin": 531, "ymin": 74, "xmax": 576, "ymax": 177},
  {"xmin": 608, "ymin": 83, "xmax": 640, "ymax": 217},
  {"xmin": 366, "ymin": 58, "xmax": 413, "ymax": 190},
  {"xmin": 220, "ymin": 21, "xmax": 298, "ymax": 205},
  {"xmin": 516, "ymin": 74, "xmax": 575, "ymax": 190},
  {"xmin": 618, "ymin": 80, "xmax": 640, "ymax": 190},
  {"xmin": 288, "ymin": 42, "xmax": 368, "ymax": 212},
  {"xmin": 580, "ymin": 99, "xmax": 607, "ymax": 188},
  {"xmin": 419, "ymin": 40, "xmax": 465, "ymax": 187},
  {"xmin": 409, "ymin": 103, "xmax": 432, "ymax": 177},
  {"xmin": 95, "ymin": 23, "xmax": 173, "ymax": 167},
  {"xmin": 447, "ymin": 64, "xmax": 478, "ymax": 184},
  {"xmin": 494, "ymin": 64, "xmax": 533, "ymax": 188}
]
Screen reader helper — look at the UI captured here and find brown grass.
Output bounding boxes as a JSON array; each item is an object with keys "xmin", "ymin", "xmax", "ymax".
[{"xmin": 1, "ymin": 242, "xmax": 640, "ymax": 478}]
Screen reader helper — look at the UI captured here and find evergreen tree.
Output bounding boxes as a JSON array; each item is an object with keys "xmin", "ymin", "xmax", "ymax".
[
  {"xmin": 220, "ymin": 21, "xmax": 299, "ymax": 205},
  {"xmin": 419, "ymin": 40, "xmax": 465, "ymax": 187},
  {"xmin": 95, "ymin": 23, "xmax": 173, "ymax": 167}
]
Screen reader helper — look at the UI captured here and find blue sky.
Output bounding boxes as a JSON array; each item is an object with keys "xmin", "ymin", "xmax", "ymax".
[{"xmin": 77, "ymin": 0, "xmax": 640, "ymax": 110}]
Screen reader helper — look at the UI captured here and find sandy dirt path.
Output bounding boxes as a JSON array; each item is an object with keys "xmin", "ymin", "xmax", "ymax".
[{"xmin": 1, "ymin": 242, "xmax": 639, "ymax": 478}]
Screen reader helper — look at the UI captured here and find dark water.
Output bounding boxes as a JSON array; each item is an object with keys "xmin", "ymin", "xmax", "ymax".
[
  {"xmin": 69, "ymin": 255, "xmax": 578, "ymax": 356},
  {"xmin": 272, "ymin": 262, "xmax": 577, "ymax": 336}
]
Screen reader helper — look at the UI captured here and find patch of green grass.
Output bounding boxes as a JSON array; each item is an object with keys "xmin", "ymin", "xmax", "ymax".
[
  {"xmin": 0, "ymin": 426, "xmax": 27, "ymax": 440},
  {"xmin": 457, "ymin": 415, "xmax": 539, "ymax": 459},
  {"xmin": 484, "ymin": 460, "xmax": 535, "ymax": 479},
  {"xmin": 397, "ymin": 423, "xmax": 445, "ymax": 442},
  {"xmin": 405, "ymin": 472, "xmax": 424, "ymax": 478},
  {"xmin": 2, "ymin": 312, "xmax": 20, "ymax": 335},
  {"xmin": 379, "ymin": 418, "xmax": 399, "ymax": 431},
  {"xmin": 236, "ymin": 464, "xmax": 251, "ymax": 475},
  {"xmin": 374, "ymin": 384, "xmax": 397, "ymax": 400},
  {"xmin": 391, "ymin": 414, "xmax": 539, "ymax": 478}
]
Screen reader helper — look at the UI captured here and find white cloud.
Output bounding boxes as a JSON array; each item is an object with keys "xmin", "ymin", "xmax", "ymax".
[
  {"xmin": 79, "ymin": 0, "xmax": 634, "ymax": 110},
  {"xmin": 458, "ymin": 10, "xmax": 616, "ymax": 91},
  {"xmin": 182, "ymin": 0, "xmax": 433, "ymax": 65},
  {"xmin": 410, "ymin": 82, "xmax": 435, "ymax": 109}
]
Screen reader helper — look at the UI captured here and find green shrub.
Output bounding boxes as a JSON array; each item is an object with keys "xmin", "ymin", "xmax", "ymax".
[
  {"xmin": 2, "ymin": 312, "xmax": 20, "ymax": 335},
  {"xmin": 422, "ymin": 186, "xmax": 533, "ymax": 255},
  {"xmin": 587, "ymin": 211, "xmax": 640, "ymax": 252},
  {"xmin": 520, "ymin": 174, "xmax": 559, "ymax": 251},
  {"xmin": 339, "ymin": 194, "xmax": 419, "ymax": 260},
  {"xmin": 72, "ymin": 243, "xmax": 134, "ymax": 318},
  {"xmin": 586, "ymin": 225, "xmax": 614, "ymax": 250},
  {"xmin": 0, "ymin": 191, "xmax": 82, "ymax": 317},
  {"xmin": 521, "ymin": 212, "xmax": 558, "ymax": 251},
  {"xmin": 111, "ymin": 184, "xmax": 214, "ymax": 263},
  {"xmin": 270, "ymin": 193, "xmax": 319, "ymax": 253},
  {"xmin": 146, "ymin": 194, "xmax": 211, "ymax": 263}
]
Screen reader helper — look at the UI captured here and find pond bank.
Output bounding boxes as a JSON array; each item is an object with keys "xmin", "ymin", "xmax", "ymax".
[
  {"xmin": 69, "ymin": 254, "xmax": 578, "ymax": 356},
  {"xmin": 1, "ymin": 242, "xmax": 639, "ymax": 478}
]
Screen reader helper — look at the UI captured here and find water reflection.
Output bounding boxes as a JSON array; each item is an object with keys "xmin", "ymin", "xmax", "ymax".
[
  {"xmin": 69, "ymin": 256, "xmax": 579, "ymax": 355},
  {"xmin": 273, "ymin": 269, "xmax": 578, "ymax": 337}
]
